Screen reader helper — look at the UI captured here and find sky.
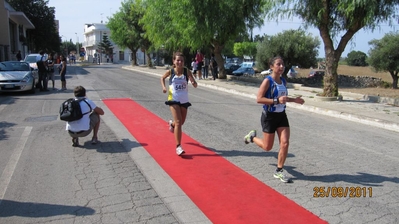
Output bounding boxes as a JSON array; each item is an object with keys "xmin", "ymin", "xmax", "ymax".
[{"xmin": 49, "ymin": 0, "xmax": 399, "ymax": 58}]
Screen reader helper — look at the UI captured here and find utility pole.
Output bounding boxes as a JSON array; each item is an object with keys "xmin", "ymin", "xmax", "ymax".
[{"xmin": 75, "ymin": 33, "xmax": 79, "ymax": 61}]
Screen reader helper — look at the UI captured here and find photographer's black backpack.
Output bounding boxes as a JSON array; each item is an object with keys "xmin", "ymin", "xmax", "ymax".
[{"xmin": 59, "ymin": 98, "xmax": 91, "ymax": 122}]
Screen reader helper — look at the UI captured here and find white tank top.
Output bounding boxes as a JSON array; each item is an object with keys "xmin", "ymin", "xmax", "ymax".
[
  {"xmin": 273, "ymin": 83, "xmax": 287, "ymax": 112},
  {"xmin": 167, "ymin": 69, "xmax": 189, "ymax": 104}
]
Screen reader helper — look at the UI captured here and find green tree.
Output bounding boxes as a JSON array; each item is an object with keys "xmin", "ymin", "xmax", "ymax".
[
  {"xmin": 108, "ymin": 0, "xmax": 153, "ymax": 66},
  {"xmin": 256, "ymin": 29, "xmax": 319, "ymax": 78},
  {"xmin": 141, "ymin": 0, "xmax": 269, "ymax": 78},
  {"xmin": 97, "ymin": 34, "xmax": 113, "ymax": 57},
  {"xmin": 9, "ymin": 0, "xmax": 60, "ymax": 53},
  {"xmin": 368, "ymin": 32, "xmax": 399, "ymax": 89},
  {"xmin": 346, "ymin": 51, "xmax": 368, "ymax": 66},
  {"xmin": 233, "ymin": 42, "xmax": 257, "ymax": 60},
  {"xmin": 269, "ymin": 0, "xmax": 399, "ymax": 96},
  {"xmin": 107, "ymin": 1, "xmax": 140, "ymax": 65},
  {"xmin": 60, "ymin": 40, "xmax": 76, "ymax": 56}
]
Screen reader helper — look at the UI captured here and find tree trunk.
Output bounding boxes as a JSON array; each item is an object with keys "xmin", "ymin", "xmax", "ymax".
[
  {"xmin": 391, "ymin": 71, "xmax": 398, "ymax": 89},
  {"xmin": 131, "ymin": 52, "xmax": 137, "ymax": 66},
  {"xmin": 322, "ymin": 50, "xmax": 340, "ymax": 97},
  {"xmin": 213, "ymin": 43, "xmax": 225, "ymax": 79},
  {"xmin": 146, "ymin": 52, "xmax": 153, "ymax": 67}
]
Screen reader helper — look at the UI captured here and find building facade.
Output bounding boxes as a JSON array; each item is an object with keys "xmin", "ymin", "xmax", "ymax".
[
  {"xmin": 82, "ymin": 23, "xmax": 145, "ymax": 64},
  {"xmin": 0, "ymin": 0, "xmax": 35, "ymax": 62}
]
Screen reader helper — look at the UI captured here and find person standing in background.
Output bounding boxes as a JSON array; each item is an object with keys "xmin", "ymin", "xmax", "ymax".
[
  {"xmin": 195, "ymin": 50, "xmax": 204, "ymax": 79},
  {"xmin": 191, "ymin": 58, "xmax": 198, "ymax": 79},
  {"xmin": 16, "ymin": 50, "xmax": 22, "ymax": 61},
  {"xmin": 36, "ymin": 50, "xmax": 49, "ymax": 92},
  {"xmin": 46, "ymin": 53, "xmax": 56, "ymax": 90},
  {"xmin": 59, "ymin": 55, "xmax": 67, "ymax": 90},
  {"xmin": 203, "ymin": 56, "xmax": 210, "ymax": 79}
]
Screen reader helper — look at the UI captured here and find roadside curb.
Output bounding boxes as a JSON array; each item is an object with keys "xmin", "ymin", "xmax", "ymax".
[{"xmin": 288, "ymin": 103, "xmax": 399, "ymax": 133}]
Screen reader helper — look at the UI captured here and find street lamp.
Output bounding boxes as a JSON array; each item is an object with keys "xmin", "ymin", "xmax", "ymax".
[{"xmin": 75, "ymin": 33, "xmax": 79, "ymax": 61}]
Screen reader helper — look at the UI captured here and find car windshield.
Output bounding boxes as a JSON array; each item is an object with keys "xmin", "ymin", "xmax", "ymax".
[
  {"xmin": 24, "ymin": 55, "xmax": 38, "ymax": 63},
  {"xmin": 0, "ymin": 62, "xmax": 31, "ymax": 71}
]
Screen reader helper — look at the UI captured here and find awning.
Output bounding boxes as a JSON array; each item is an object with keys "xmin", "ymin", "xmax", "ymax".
[{"xmin": 9, "ymin": 11, "xmax": 35, "ymax": 29}]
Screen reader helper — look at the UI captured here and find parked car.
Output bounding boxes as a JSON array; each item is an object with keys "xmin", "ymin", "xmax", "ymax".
[
  {"xmin": 260, "ymin": 69, "xmax": 272, "ymax": 76},
  {"xmin": 24, "ymin": 53, "xmax": 48, "ymax": 79},
  {"xmin": 308, "ymin": 70, "xmax": 325, "ymax": 77},
  {"xmin": 0, "ymin": 61, "xmax": 37, "ymax": 93},
  {"xmin": 224, "ymin": 63, "xmax": 241, "ymax": 75},
  {"xmin": 261, "ymin": 67, "xmax": 297, "ymax": 78},
  {"xmin": 232, "ymin": 57, "xmax": 242, "ymax": 64},
  {"xmin": 24, "ymin": 53, "xmax": 47, "ymax": 70},
  {"xmin": 287, "ymin": 68, "xmax": 298, "ymax": 78},
  {"xmin": 232, "ymin": 62, "xmax": 256, "ymax": 76},
  {"xmin": 232, "ymin": 67, "xmax": 255, "ymax": 76}
]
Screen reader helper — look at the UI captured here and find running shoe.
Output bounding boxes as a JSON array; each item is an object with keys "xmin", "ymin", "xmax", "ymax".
[
  {"xmin": 91, "ymin": 137, "xmax": 98, "ymax": 144},
  {"xmin": 176, "ymin": 145, "xmax": 185, "ymax": 156},
  {"xmin": 273, "ymin": 169, "xmax": 290, "ymax": 183},
  {"xmin": 244, "ymin": 130, "xmax": 256, "ymax": 144},
  {"xmin": 168, "ymin": 120, "xmax": 174, "ymax": 133},
  {"xmin": 72, "ymin": 137, "xmax": 79, "ymax": 147}
]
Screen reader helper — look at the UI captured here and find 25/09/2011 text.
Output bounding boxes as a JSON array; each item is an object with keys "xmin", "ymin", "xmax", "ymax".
[{"xmin": 313, "ymin": 187, "xmax": 372, "ymax": 198}]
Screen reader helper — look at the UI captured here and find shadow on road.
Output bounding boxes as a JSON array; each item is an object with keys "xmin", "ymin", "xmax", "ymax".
[
  {"xmin": 284, "ymin": 166, "xmax": 399, "ymax": 186},
  {"xmin": 0, "ymin": 199, "xmax": 95, "ymax": 217}
]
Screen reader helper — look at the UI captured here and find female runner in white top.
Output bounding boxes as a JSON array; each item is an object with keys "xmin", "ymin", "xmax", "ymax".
[{"xmin": 161, "ymin": 52, "xmax": 198, "ymax": 155}]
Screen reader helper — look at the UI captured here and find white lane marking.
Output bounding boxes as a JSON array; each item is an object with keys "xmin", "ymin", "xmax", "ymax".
[
  {"xmin": 0, "ymin": 126, "xmax": 32, "ymax": 204},
  {"xmin": 0, "ymin": 97, "xmax": 14, "ymax": 113}
]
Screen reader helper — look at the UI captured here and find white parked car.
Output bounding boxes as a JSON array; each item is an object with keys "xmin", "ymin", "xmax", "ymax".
[
  {"xmin": 261, "ymin": 67, "xmax": 297, "ymax": 78},
  {"xmin": 0, "ymin": 61, "xmax": 37, "ymax": 93},
  {"xmin": 260, "ymin": 69, "xmax": 272, "ymax": 76},
  {"xmin": 287, "ymin": 68, "xmax": 298, "ymax": 78}
]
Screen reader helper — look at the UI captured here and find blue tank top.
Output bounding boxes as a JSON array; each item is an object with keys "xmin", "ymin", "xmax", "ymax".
[{"xmin": 263, "ymin": 76, "xmax": 287, "ymax": 112}]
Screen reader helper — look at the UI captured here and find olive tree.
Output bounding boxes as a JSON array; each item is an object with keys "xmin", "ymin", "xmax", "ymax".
[
  {"xmin": 346, "ymin": 51, "xmax": 368, "ymax": 66},
  {"xmin": 368, "ymin": 32, "xmax": 399, "ymax": 89},
  {"xmin": 256, "ymin": 29, "xmax": 319, "ymax": 78},
  {"xmin": 268, "ymin": 0, "xmax": 399, "ymax": 97}
]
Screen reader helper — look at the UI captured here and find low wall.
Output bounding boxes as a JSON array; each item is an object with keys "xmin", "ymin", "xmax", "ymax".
[{"xmin": 291, "ymin": 74, "xmax": 383, "ymax": 88}]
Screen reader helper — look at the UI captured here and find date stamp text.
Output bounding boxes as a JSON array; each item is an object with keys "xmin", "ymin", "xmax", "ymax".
[{"xmin": 313, "ymin": 186, "xmax": 373, "ymax": 198}]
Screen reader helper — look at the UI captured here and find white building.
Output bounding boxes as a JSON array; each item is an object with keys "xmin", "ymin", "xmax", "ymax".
[
  {"xmin": 0, "ymin": 0, "xmax": 35, "ymax": 61},
  {"xmin": 82, "ymin": 22, "xmax": 145, "ymax": 64}
]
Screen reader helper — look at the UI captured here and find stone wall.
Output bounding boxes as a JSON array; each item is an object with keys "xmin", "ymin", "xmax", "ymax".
[
  {"xmin": 290, "ymin": 75, "xmax": 383, "ymax": 88},
  {"xmin": 229, "ymin": 73, "xmax": 384, "ymax": 88}
]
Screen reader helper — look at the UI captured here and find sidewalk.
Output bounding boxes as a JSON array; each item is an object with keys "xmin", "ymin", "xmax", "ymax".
[{"xmin": 122, "ymin": 65, "xmax": 399, "ymax": 133}]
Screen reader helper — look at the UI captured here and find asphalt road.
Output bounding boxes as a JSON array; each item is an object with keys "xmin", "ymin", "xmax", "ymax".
[{"xmin": 0, "ymin": 64, "xmax": 398, "ymax": 224}]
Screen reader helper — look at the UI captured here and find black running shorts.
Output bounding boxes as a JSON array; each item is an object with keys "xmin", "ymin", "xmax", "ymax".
[{"xmin": 261, "ymin": 110, "xmax": 290, "ymax": 133}]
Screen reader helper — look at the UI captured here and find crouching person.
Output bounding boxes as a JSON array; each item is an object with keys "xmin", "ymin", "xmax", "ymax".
[{"xmin": 66, "ymin": 86, "xmax": 104, "ymax": 147}]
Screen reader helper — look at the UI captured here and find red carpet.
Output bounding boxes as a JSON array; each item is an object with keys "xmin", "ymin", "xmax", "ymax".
[{"xmin": 103, "ymin": 98, "xmax": 327, "ymax": 224}]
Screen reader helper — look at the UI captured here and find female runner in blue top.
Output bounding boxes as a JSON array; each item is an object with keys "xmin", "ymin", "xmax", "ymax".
[{"xmin": 244, "ymin": 56, "xmax": 304, "ymax": 182}]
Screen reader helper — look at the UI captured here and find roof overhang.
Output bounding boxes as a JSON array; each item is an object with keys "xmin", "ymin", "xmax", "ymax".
[{"xmin": 9, "ymin": 11, "xmax": 35, "ymax": 29}]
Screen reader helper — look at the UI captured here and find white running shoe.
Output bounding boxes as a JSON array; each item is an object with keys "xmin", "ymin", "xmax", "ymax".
[
  {"xmin": 168, "ymin": 120, "xmax": 174, "ymax": 133},
  {"xmin": 273, "ymin": 169, "xmax": 290, "ymax": 183},
  {"xmin": 176, "ymin": 145, "xmax": 185, "ymax": 156},
  {"xmin": 244, "ymin": 130, "xmax": 256, "ymax": 144}
]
